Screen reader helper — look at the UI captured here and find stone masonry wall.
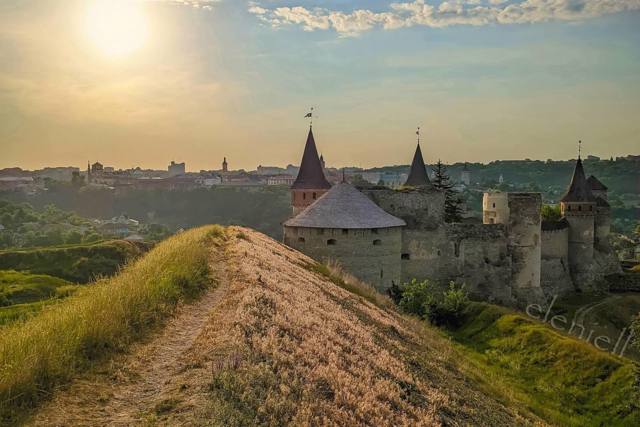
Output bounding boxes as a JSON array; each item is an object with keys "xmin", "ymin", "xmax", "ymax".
[{"xmin": 283, "ymin": 225, "xmax": 403, "ymax": 292}]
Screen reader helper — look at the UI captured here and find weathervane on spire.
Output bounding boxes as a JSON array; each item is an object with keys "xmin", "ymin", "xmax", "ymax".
[
  {"xmin": 578, "ymin": 140, "xmax": 582, "ymax": 159},
  {"xmin": 304, "ymin": 107, "xmax": 314, "ymax": 128},
  {"xmin": 416, "ymin": 126, "xmax": 421, "ymax": 145}
]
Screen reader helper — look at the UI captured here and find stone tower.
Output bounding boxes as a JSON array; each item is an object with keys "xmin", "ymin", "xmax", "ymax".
[
  {"xmin": 560, "ymin": 157, "xmax": 596, "ymax": 281},
  {"xmin": 587, "ymin": 175, "xmax": 611, "ymax": 249},
  {"xmin": 291, "ymin": 127, "xmax": 331, "ymax": 216},
  {"xmin": 222, "ymin": 157, "xmax": 228, "ymax": 173},
  {"xmin": 404, "ymin": 144, "xmax": 431, "ymax": 187}
]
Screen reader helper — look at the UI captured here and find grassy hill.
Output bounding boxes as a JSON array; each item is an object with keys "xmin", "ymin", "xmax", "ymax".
[
  {"xmin": 1, "ymin": 227, "xmax": 638, "ymax": 425},
  {"xmin": 0, "ymin": 270, "xmax": 78, "ymax": 325},
  {"xmin": 0, "ymin": 240, "xmax": 147, "ymax": 283}
]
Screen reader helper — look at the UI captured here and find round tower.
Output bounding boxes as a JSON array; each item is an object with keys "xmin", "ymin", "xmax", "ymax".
[
  {"xmin": 290, "ymin": 127, "xmax": 331, "ymax": 216},
  {"xmin": 560, "ymin": 157, "xmax": 596, "ymax": 279}
]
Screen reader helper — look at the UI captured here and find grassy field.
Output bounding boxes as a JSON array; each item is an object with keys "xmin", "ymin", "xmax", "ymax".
[
  {"xmin": 0, "ymin": 240, "xmax": 147, "ymax": 283},
  {"xmin": 0, "ymin": 225, "xmax": 226, "ymax": 423},
  {"xmin": 0, "ymin": 270, "xmax": 79, "ymax": 325},
  {"xmin": 449, "ymin": 302, "xmax": 640, "ymax": 426}
]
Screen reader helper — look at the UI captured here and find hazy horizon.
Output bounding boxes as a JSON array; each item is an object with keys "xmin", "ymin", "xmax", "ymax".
[{"xmin": 2, "ymin": 0, "xmax": 640, "ymax": 171}]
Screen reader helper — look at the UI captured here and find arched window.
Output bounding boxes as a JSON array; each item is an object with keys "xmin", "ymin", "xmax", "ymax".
[
  {"xmin": 373, "ymin": 239, "xmax": 382, "ymax": 246},
  {"xmin": 298, "ymin": 237, "xmax": 305, "ymax": 243},
  {"xmin": 492, "ymin": 203, "xmax": 496, "ymax": 208},
  {"xmin": 327, "ymin": 239, "xmax": 337, "ymax": 246}
]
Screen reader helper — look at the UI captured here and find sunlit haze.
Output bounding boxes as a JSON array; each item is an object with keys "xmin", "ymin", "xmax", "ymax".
[{"xmin": 1, "ymin": 0, "xmax": 639, "ymax": 171}]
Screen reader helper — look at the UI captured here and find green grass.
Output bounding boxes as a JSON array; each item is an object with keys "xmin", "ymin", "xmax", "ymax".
[
  {"xmin": 449, "ymin": 302, "xmax": 640, "ymax": 427},
  {"xmin": 0, "ymin": 270, "xmax": 79, "ymax": 326},
  {"xmin": 0, "ymin": 225, "xmax": 226, "ymax": 423},
  {"xmin": 0, "ymin": 240, "xmax": 147, "ymax": 283}
]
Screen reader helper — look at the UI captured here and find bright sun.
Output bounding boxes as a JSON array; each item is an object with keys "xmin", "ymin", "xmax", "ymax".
[{"xmin": 85, "ymin": 0, "xmax": 149, "ymax": 58}]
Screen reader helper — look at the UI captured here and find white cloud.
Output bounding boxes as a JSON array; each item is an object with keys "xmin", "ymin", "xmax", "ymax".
[{"xmin": 249, "ymin": 0, "xmax": 640, "ymax": 36}]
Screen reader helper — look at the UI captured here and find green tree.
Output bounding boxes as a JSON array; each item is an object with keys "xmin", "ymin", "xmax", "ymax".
[
  {"xmin": 541, "ymin": 204, "xmax": 562, "ymax": 222},
  {"xmin": 432, "ymin": 160, "xmax": 463, "ymax": 223}
]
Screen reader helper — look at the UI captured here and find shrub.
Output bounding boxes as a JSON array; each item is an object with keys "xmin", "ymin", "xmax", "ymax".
[{"xmin": 399, "ymin": 280, "xmax": 469, "ymax": 327}]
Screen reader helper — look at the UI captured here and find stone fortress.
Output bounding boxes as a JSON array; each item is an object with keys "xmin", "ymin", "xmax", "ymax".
[{"xmin": 283, "ymin": 127, "xmax": 620, "ymax": 306}]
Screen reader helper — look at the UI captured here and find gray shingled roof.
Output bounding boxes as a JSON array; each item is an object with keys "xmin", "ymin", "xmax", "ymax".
[{"xmin": 284, "ymin": 183, "xmax": 406, "ymax": 229}]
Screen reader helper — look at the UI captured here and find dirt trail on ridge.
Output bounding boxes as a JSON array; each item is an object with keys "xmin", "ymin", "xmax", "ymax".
[{"xmin": 28, "ymin": 244, "xmax": 233, "ymax": 426}]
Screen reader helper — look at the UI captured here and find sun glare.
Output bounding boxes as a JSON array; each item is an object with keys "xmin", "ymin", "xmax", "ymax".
[{"xmin": 85, "ymin": 0, "xmax": 149, "ymax": 58}]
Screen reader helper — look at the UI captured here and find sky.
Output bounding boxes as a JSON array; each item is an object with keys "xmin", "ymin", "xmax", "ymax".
[{"xmin": 1, "ymin": 0, "xmax": 639, "ymax": 171}]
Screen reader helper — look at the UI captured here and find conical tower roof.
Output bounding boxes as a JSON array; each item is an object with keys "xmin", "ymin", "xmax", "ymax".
[
  {"xmin": 291, "ymin": 127, "xmax": 331, "ymax": 190},
  {"xmin": 284, "ymin": 182, "xmax": 406, "ymax": 229},
  {"xmin": 404, "ymin": 144, "xmax": 431, "ymax": 187},
  {"xmin": 560, "ymin": 158, "xmax": 596, "ymax": 203}
]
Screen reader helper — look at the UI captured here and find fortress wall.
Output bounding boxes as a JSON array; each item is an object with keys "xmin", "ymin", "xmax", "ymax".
[
  {"xmin": 541, "ymin": 228, "xmax": 569, "ymax": 260},
  {"xmin": 399, "ymin": 224, "xmax": 513, "ymax": 305},
  {"xmin": 594, "ymin": 207, "xmax": 611, "ymax": 249},
  {"xmin": 540, "ymin": 258, "xmax": 574, "ymax": 299},
  {"xmin": 362, "ymin": 188, "xmax": 445, "ymax": 230},
  {"xmin": 283, "ymin": 226, "xmax": 402, "ymax": 292},
  {"xmin": 506, "ymin": 193, "xmax": 544, "ymax": 305},
  {"xmin": 565, "ymin": 213, "xmax": 595, "ymax": 280}
]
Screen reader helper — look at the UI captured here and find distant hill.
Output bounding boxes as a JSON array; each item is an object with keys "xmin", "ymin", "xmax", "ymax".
[
  {"xmin": 0, "ymin": 240, "xmax": 147, "ymax": 283},
  {"xmin": 1, "ymin": 227, "xmax": 638, "ymax": 425}
]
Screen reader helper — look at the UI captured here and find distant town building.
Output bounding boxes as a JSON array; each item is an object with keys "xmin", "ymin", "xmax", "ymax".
[
  {"xmin": 222, "ymin": 157, "xmax": 228, "ymax": 173},
  {"xmin": 257, "ymin": 165, "xmax": 285, "ymax": 175},
  {"xmin": 267, "ymin": 175, "xmax": 296, "ymax": 186},
  {"xmin": 168, "ymin": 161, "xmax": 186, "ymax": 177},
  {"xmin": 91, "ymin": 162, "xmax": 104, "ymax": 173}
]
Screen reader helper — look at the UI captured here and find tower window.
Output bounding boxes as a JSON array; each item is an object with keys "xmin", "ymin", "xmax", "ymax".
[
  {"xmin": 313, "ymin": 192, "xmax": 317, "ymax": 199},
  {"xmin": 492, "ymin": 203, "xmax": 496, "ymax": 208},
  {"xmin": 380, "ymin": 269, "xmax": 384, "ymax": 278},
  {"xmin": 373, "ymin": 239, "xmax": 382, "ymax": 246},
  {"xmin": 401, "ymin": 253, "xmax": 411, "ymax": 260},
  {"xmin": 303, "ymin": 193, "xmax": 306, "ymax": 200},
  {"xmin": 327, "ymin": 239, "xmax": 337, "ymax": 246},
  {"xmin": 578, "ymin": 205, "xmax": 582, "ymax": 211}
]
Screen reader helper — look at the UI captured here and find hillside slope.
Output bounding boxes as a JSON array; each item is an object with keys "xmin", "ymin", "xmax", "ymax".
[{"xmin": 27, "ymin": 227, "xmax": 541, "ymax": 426}]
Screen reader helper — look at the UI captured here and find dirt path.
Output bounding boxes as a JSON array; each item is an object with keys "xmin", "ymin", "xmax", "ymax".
[{"xmin": 29, "ymin": 247, "xmax": 232, "ymax": 426}]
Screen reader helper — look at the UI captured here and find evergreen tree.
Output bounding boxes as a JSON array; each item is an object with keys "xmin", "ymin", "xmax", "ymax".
[{"xmin": 432, "ymin": 160, "xmax": 463, "ymax": 223}]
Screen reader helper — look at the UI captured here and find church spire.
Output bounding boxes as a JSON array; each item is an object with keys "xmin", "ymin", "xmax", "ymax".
[
  {"xmin": 404, "ymin": 130, "xmax": 431, "ymax": 187},
  {"xmin": 291, "ymin": 127, "xmax": 331, "ymax": 190}
]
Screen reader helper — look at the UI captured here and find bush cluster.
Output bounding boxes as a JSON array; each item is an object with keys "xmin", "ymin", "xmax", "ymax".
[{"xmin": 398, "ymin": 279, "xmax": 469, "ymax": 327}]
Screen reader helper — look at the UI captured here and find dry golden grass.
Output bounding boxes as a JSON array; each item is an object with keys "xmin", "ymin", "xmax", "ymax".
[
  {"xmin": 18, "ymin": 226, "xmax": 543, "ymax": 426},
  {"xmin": 183, "ymin": 227, "xmax": 542, "ymax": 426}
]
